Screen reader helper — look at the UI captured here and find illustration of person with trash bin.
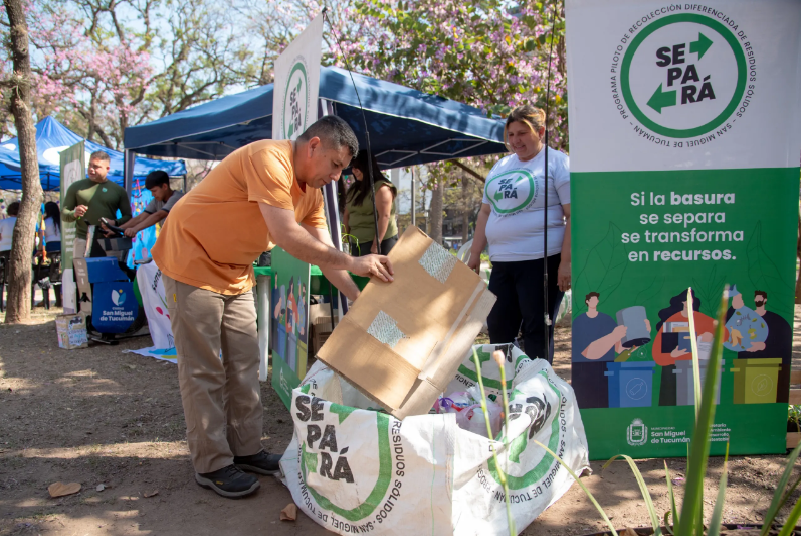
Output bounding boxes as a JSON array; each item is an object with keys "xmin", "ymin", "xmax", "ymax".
[
  {"xmin": 273, "ymin": 281, "xmax": 287, "ymax": 360},
  {"xmin": 285, "ymin": 277, "xmax": 298, "ymax": 371},
  {"xmin": 652, "ymin": 289, "xmax": 726, "ymax": 407},
  {"xmin": 572, "ymin": 292, "xmax": 651, "ymax": 408},
  {"xmin": 726, "ymin": 290, "xmax": 790, "ymax": 404}
]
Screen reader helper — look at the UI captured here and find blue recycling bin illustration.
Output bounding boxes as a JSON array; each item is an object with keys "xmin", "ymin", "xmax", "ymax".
[{"xmin": 605, "ymin": 361, "xmax": 657, "ymax": 408}]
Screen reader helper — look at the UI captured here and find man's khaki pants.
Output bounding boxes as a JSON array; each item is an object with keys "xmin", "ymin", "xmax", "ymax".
[{"xmin": 163, "ymin": 275, "xmax": 263, "ymax": 474}]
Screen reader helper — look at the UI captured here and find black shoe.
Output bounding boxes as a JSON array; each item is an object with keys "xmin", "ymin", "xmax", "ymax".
[
  {"xmin": 233, "ymin": 450, "xmax": 282, "ymax": 475},
  {"xmin": 195, "ymin": 464, "xmax": 260, "ymax": 498}
]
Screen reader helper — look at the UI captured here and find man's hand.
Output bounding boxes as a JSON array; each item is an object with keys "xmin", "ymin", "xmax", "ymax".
[
  {"xmin": 612, "ymin": 325, "xmax": 628, "ymax": 340},
  {"xmin": 124, "ymin": 227, "xmax": 139, "ymax": 238},
  {"xmin": 74, "ymin": 205, "xmax": 88, "ymax": 218},
  {"xmin": 349, "ymin": 254, "xmax": 394, "ymax": 282}
]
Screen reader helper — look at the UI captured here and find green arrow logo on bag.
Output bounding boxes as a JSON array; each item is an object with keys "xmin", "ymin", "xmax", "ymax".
[{"xmin": 299, "ymin": 400, "xmax": 393, "ymax": 522}]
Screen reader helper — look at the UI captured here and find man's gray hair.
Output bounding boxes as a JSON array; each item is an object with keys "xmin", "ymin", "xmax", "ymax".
[
  {"xmin": 89, "ymin": 150, "xmax": 111, "ymax": 163},
  {"xmin": 298, "ymin": 116, "xmax": 359, "ymax": 158}
]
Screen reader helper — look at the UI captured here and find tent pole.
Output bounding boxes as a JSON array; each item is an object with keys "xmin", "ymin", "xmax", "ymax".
[
  {"xmin": 410, "ymin": 167, "xmax": 416, "ymax": 229},
  {"xmin": 124, "ymin": 149, "xmax": 135, "ymax": 196},
  {"xmin": 319, "ymin": 98, "xmax": 348, "ymax": 319}
]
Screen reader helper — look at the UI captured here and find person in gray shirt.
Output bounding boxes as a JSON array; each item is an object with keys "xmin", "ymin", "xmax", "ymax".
[{"xmin": 111, "ymin": 171, "xmax": 184, "ymax": 238}]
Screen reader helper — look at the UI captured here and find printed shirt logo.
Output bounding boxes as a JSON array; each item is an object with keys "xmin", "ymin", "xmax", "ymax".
[
  {"xmin": 616, "ymin": 12, "xmax": 753, "ymax": 142},
  {"xmin": 485, "ymin": 170, "xmax": 538, "ymax": 215},
  {"xmin": 282, "ymin": 59, "xmax": 309, "ymax": 140},
  {"xmin": 627, "ymin": 418, "xmax": 648, "ymax": 446}
]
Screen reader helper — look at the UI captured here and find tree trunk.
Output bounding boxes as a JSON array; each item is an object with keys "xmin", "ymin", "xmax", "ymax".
[
  {"xmin": 4, "ymin": 0, "xmax": 42, "ymax": 323},
  {"xmin": 429, "ymin": 178, "xmax": 443, "ymax": 245}
]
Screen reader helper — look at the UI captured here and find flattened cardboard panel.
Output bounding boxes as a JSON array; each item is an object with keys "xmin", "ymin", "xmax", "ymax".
[
  {"xmin": 317, "ymin": 317, "xmax": 419, "ymax": 410},
  {"xmin": 318, "ymin": 226, "xmax": 496, "ymax": 418}
]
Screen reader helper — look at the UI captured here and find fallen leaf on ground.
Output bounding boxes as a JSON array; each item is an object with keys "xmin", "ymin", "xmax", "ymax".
[
  {"xmin": 143, "ymin": 490, "xmax": 159, "ymax": 498},
  {"xmin": 126, "ymin": 364, "xmax": 136, "ymax": 369},
  {"xmin": 96, "ymin": 484, "xmax": 106, "ymax": 492},
  {"xmin": 622, "ymin": 529, "xmax": 639, "ymax": 536},
  {"xmin": 48, "ymin": 482, "xmax": 81, "ymax": 498},
  {"xmin": 280, "ymin": 503, "xmax": 297, "ymax": 521}
]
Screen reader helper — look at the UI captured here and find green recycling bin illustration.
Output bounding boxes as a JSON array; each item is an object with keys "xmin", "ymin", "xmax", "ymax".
[{"xmin": 730, "ymin": 358, "xmax": 781, "ymax": 404}]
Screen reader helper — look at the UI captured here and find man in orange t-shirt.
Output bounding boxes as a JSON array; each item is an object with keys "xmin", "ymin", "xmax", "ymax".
[{"xmin": 152, "ymin": 116, "xmax": 393, "ymax": 499}]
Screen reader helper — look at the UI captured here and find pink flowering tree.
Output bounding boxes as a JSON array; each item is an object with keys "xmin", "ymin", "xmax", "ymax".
[{"xmin": 330, "ymin": 0, "xmax": 567, "ymax": 241}]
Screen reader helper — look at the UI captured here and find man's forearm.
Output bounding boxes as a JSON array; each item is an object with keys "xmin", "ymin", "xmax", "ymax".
[
  {"xmin": 61, "ymin": 208, "xmax": 78, "ymax": 223},
  {"xmin": 321, "ymin": 267, "xmax": 360, "ymax": 302},
  {"xmin": 276, "ymin": 224, "xmax": 353, "ymax": 271},
  {"xmin": 120, "ymin": 213, "xmax": 146, "ymax": 229}
]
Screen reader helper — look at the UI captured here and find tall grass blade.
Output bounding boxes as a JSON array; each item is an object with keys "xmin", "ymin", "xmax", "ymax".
[
  {"xmin": 761, "ymin": 441, "xmax": 801, "ymax": 535},
  {"xmin": 603, "ymin": 455, "xmax": 661, "ymax": 535},
  {"xmin": 777, "ymin": 495, "xmax": 801, "ymax": 536},
  {"xmin": 686, "ymin": 287, "xmax": 702, "ymax": 421},
  {"xmin": 676, "ymin": 287, "xmax": 729, "ymax": 536},
  {"xmin": 707, "ymin": 443, "xmax": 730, "ymax": 536},
  {"xmin": 664, "ymin": 460, "xmax": 678, "ymax": 533},
  {"xmin": 534, "ymin": 440, "xmax": 618, "ymax": 536}
]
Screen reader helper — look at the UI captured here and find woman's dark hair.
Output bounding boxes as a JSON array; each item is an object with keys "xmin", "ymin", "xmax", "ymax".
[
  {"xmin": 6, "ymin": 201, "xmax": 20, "ymax": 217},
  {"xmin": 44, "ymin": 201, "xmax": 61, "ymax": 231},
  {"xmin": 655, "ymin": 289, "xmax": 701, "ymax": 333},
  {"xmin": 347, "ymin": 152, "xmax": 392, "ymax": 207}
]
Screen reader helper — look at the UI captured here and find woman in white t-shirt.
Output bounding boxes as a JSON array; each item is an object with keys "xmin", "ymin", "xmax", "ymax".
[
  {"xmin": 0, "ymin": 201, "xmax": 20, "ymax": 256},
  {"xmin": 467, "ymin": 105, "xmax": 571, "ymax": 363}
]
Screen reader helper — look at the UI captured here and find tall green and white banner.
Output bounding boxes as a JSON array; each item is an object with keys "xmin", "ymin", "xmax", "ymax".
[
  {"xmin": 272, "ymin": 12, "xmax": 323, "ymax": 141},
  {"xmin": 59, "ymin": 141, "xmax": 85, "ymax": 314},
  {"xmin": 566, "ymin": 0, "xmax": 801, "ymax": 459}
]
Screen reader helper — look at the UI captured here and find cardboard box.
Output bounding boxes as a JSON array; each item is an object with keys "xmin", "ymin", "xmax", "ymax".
[
  {"xmin": 317, "ymin": 226, "xmax": 495, "ymax": 419},
  {"xmin": 308, "ymin": 304, "xmax": 337, "ymax": 357},
  {"xmin": 55, "ymin": 313, "xmax": 88, "ymax": 349}
]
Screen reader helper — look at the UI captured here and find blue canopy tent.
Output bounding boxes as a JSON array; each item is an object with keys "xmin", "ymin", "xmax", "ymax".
[
  {"xmin": 124, "ymin": 66, "xmax": 508, "ymax": 320},
  {"xmin": 123, "ymin": 66, "xmax": 507, "ymax": 168},
  {"xmin": 0, "ymin": 116, "xmax": 186, "ymax": 191}
]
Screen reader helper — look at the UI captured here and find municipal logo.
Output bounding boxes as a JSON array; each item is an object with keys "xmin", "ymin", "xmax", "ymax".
[
  {"xmin": 627, "ymin": 418, "xmax": 648, "ymax": 446},
  {"xmin": 485, "ymin": 170, "xmax": 537, "ymax": 215},
  {"xmin": 112, "ymin": 289, "xmax": 126, "ymax": 306},
  {"xmin": 613, "ymin": 11, "xmax": 755, "ymax": 143},
  {"xmin": 282, "ymin": 58, "xmax": 310, "ymax": 140}
]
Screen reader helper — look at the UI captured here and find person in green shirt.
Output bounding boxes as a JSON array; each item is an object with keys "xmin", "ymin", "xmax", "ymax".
[
  {"xmin": 62, "ymin": 151, "xmax": 132, "ymax": 259},
  {"xmin": 343, "ymin": 152, "xmax": 398, "ymax": 256}
]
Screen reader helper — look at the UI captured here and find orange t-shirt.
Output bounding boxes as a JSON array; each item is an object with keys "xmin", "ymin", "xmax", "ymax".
[{"xmin": 152, "ymin": 140, "xmax": 327, "ymax": 295}]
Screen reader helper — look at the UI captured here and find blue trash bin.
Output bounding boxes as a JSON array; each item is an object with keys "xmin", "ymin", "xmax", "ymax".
[{"xmin": 605, "ymin": 361, "xmax": 657, "ymax": 408}]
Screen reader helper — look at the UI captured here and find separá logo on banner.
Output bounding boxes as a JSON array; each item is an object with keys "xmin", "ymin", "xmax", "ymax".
[
  {"xmin": 282, "ymin": 57, "xmax": 310, "ymax": 140},
  {"xmin": 610, "ymin": 7, "xmax": 756, "ymax": 147}
]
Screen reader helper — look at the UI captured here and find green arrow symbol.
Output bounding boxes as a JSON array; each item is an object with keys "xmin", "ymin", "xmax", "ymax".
[
  {"xmin": 647, "ymin": 83, "xmax": 676, "ymax": 114},
  {"xmin": 689, "ymin": 32, "xmax": 713, "ymax": 60}
]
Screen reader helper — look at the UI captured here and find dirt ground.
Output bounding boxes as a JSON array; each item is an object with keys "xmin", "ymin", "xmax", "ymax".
[{"xmin": 1, "ymin": 304, "xmax": 800, "ymax": 536}]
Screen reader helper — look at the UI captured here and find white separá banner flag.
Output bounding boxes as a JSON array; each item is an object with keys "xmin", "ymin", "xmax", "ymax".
[
  {"xmin": 272, "ymin": 13, "xmax": 324, "ymax": 141},
  {"xmin": 126, "ymin": 261, "xmax": 176, "ymax": 363},
  {"xmin": 566, "ymin": 0, "xmax": 801, "ymax": 460},
  {"xmin": 566, "ymin": 0, "xmax": 801, "ymax": 173}
]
